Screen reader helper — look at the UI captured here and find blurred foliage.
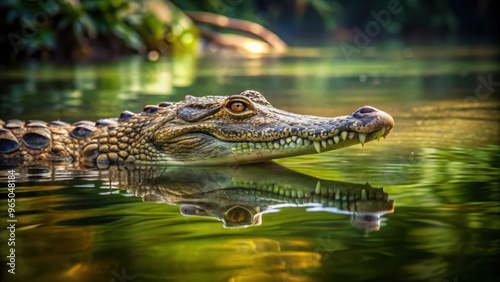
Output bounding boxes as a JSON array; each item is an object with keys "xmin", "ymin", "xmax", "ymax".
[
  {"xmin": 0, "ymin": 0, "xmax": 496, "ymax": 62},
  {"xmin": 172, "ymin": 0, "xmax": 487, "ymax": 43},
  {"xmin": 0, "ymin": 0, "xmax": 198, "ymax": 61}
]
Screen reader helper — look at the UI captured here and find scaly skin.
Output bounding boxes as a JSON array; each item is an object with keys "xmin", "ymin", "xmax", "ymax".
[{"xmin": 0, "ymin": 90, "xmax": 394, "ymax": 167}]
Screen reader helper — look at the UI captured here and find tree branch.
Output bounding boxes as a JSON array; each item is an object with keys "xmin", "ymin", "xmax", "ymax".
[{"xmin": 186, "ymin": 11, "xmax": 287, "ymax": 53}]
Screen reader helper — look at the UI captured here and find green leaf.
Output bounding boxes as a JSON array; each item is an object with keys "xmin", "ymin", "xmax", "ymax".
[
  {"xmin": 79, "ymin": 13, "xmax": 97, "ymax": 39},
  {"xmin": 111, "ymin": 23, "xmax": 144, "ymax": 51},
  {"xmin": 73, "ymin": 21, "xmax": 83, "ymax": 38},
  {"xmin": 306, "ymin": 0, "xmax": 337, "ymax": 28},
  {"xmin": 39, "ymin": 30, "xmax": 56, "ymax": 49}
]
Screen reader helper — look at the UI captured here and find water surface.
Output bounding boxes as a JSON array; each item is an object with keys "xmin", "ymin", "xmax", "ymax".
[{"xmin": 1, "ymin": 44, "xmax": 499, "ymax": 282}]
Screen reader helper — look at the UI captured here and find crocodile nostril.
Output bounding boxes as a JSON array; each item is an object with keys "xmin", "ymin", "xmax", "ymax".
[{"xmin": 358, "ymin": 106, "xmax": 377, "ymax": 114}]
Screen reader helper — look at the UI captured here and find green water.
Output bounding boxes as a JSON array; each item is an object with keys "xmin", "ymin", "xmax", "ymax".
[{"xmin": 1, "ymin": 45, "xmax": 499, "ymax": 282}]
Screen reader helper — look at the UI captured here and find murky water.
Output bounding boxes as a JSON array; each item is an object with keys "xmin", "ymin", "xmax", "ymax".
[{"xmin": 1, "ymin": 45, "xmax": 499, "ymax": 282}]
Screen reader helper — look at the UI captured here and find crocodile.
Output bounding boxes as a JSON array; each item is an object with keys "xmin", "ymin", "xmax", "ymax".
[{"xmin": 0, "ymin": 90, "xmax": 394, "ymax": 168}]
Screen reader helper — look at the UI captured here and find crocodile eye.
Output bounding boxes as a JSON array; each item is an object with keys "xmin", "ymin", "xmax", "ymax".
[
  {"xmin": 224, "ymin": 206, "xmax": 253, "ymax": 226},
  {"xmin": 227, "ymin": 101, "xmax": 247, "ymax": 113},
  {"xmin": 225, "ymin": 207, "xmax": 247, "ymax": 223}
]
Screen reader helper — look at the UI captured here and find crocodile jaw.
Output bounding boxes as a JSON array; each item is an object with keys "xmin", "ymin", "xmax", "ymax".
[{"xmin": 154, "ymin": 125, "xmax": 389, "ymax": 165}]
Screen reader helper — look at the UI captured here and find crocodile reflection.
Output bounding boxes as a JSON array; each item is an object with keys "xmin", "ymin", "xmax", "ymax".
[{"xmin": 107, "ymin": 163, "xmax": 394, "ymax": 231}]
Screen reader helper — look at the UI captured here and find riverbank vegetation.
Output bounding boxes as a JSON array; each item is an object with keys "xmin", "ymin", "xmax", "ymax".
[{"xmin": 0, "ymin": 0, "xmax": 497, "ymax": 63}]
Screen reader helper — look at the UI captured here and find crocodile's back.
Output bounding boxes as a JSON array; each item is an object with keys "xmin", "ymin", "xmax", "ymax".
[{"xmin": 0, "ymin": 119, "xmax": 112, "ymax": 166}]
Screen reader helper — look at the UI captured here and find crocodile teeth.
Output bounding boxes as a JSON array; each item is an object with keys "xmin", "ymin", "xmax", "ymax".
[
  {"xmin": 341, "ymin": 131, "xmax": 348, "ymax": 140},
  {"xmin": 315, "ymin": 181, "xmax": 321, "ymax": 194},
  {"xmin": 313, "ymin": 141, "xmax": 321, "ymax": 153},
  {"xmin": 379, "ymin": 127, "xmax": 386, "ymax": 141},
  {"xmin": 333, "ymin": 136, "xmax": 340, "ymax": 144},
  {"xmin": 358, "ymin": 133, "xmax": 366, "ymax": 147},
  {"xmin": 374, "ymin": 127, "xmax": 385, "ymax": 142},
  {"xmin": 321, "ymin": 140, "xmax": 327, "ymax": 148}
]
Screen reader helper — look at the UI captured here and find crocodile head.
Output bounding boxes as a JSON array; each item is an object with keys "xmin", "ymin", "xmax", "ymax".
[{"xmin": 85, "ymin": 90, "xmax": 394, "ymax": 166}]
